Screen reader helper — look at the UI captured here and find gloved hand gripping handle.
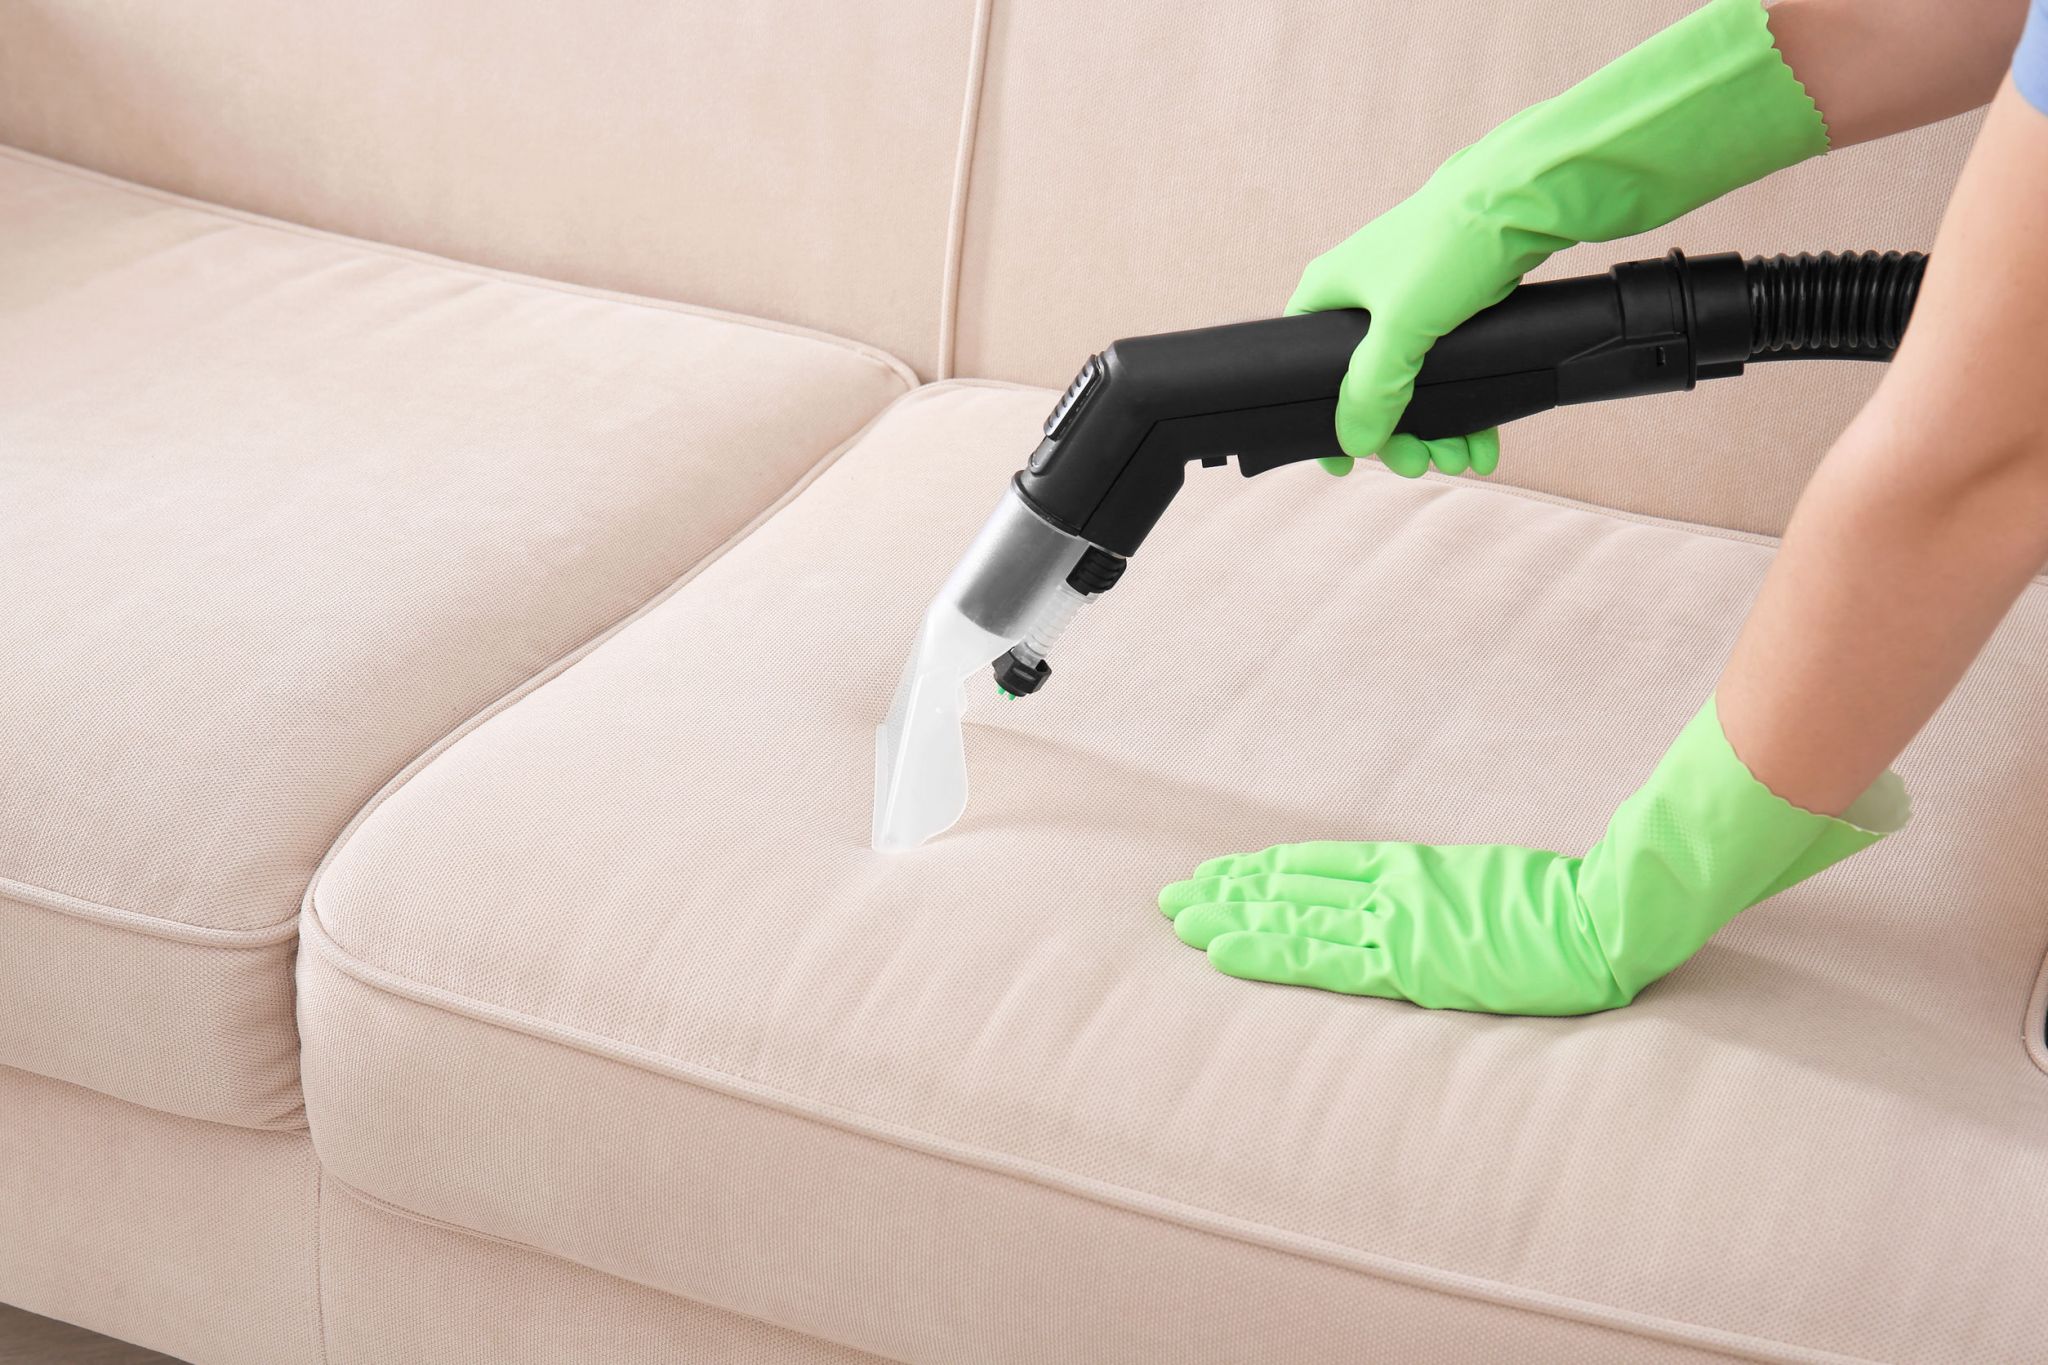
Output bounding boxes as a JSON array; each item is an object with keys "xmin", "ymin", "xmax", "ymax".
[{"xmin": 1014, "ymin": 249, "xmax": 1918, "ymax": 557}]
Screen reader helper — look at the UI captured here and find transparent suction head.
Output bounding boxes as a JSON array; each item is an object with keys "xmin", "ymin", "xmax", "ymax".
[
  {"xmin": 870, "ymin": 606, "xmax": 1007, "ymax": 851},
  {"xmin": 872, "ymin": 486, "xmax": 1090, "ymax": 851}
]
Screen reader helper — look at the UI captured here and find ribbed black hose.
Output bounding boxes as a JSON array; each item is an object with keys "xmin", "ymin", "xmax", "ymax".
[{"xmin": 1743, "ymin": 250, "xmax": 1927, "ymax": 362}]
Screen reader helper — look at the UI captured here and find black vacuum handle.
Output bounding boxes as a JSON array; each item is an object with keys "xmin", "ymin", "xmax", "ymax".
[{"xmin": 1015, "ymin": 249, "xmax": 1759, "ymax": 556}]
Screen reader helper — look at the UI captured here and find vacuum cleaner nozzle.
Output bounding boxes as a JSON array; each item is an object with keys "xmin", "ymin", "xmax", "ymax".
[
  {"xmin": 871, "ymin": 249, "xmax": 1925, "ymax": 851},
  {"xmin": 871, "ymin": 484, "xmax": 1094, "ymax": 850}
]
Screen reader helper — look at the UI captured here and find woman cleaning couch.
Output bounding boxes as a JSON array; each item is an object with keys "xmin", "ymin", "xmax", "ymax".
[{"xmin": 1163, "ymin": 0, "xmax": 2048, "ymax": 1013}]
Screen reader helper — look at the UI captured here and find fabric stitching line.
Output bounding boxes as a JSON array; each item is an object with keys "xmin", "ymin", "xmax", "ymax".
[
  {"xmin": 0, "ymin": 143, "xmax": 919, "ymax": 390},
  {"xmin": 2024, "ymin": 936, "xmax": 2048, "ymax": 1077},
  {"xmin": 312, "ymin": 1165, "xmax": 331, "ymax": 1365},
  {"xmin": 320, "ymin": 1176, "xmax": 903, "ymax": 1364},
  {"xmin": 913, "ymin": 375, "xmax": 1042, "ymax": 396},
  {"xmin": 0, "ymin": 384, "xmax": 927, "ymax": 952},
  {"xmin": 297, "ymin": 913, "xmax": 1870, "ymax": 1365},
  {"xmin": 1354, "ymin": 462, "xmax": 2048, "ymax": 587},
  {"xmin": 1436, "ymin": 468, "xmax": 1784, "ymax": 549},
  {"xmin": 935, "ymin": 0, "xmax": 995, "ymax": 380},
  {"xmin": 223, "ymin": 1109, "xmax": 310, "ymax": 1136},
  {"xmin": 0, "ymin": 1060, "xmax": 307, "ymax": 1139},
  {"xmin": 0, "ymin": 874, "xmax": 301, "ymax": 947}
]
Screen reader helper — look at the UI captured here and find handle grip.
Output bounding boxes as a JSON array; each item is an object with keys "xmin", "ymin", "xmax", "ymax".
[{"xmin": 1015, "ymin": 249, "xmax": 1753, "ymax": 556}]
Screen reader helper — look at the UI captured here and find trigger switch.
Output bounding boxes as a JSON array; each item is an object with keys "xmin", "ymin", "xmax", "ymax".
[{"xmin": 1042, "ymin": 355, "xmax": 1103, "ymax": 441}]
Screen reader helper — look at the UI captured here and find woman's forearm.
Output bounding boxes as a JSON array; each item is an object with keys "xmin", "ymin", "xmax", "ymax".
[
  {"xmin": 1716, "ymin": 80, "xmax": 2048, "ymax": 815},
  {"xmin": 1767, "ymin": 0, "xmax": 2027, "ymax": 144},
  {"xmin": 1718, "ymin": 419, "xmax": 2048, "ymax": 816}
]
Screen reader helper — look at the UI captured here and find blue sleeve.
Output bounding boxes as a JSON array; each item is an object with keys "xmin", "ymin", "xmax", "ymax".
[{"xmin": 2018, "ymin": 0, "xmax": 2048, "ymax": 115}]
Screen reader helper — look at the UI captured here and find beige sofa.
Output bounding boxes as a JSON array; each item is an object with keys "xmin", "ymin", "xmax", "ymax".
[{"xmin": 3, "ymin": 3, "xmax": 2043, "ymax": 1362}]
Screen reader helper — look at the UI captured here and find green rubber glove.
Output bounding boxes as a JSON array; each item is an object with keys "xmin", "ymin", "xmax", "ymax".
[
  {"xmin": 1289, "ymin": 0, "xmax": 1828, "ymax": 478},
  {"xmin": 1159, "ymin": 698, "xmax": 1907, "ymax": 1015}
]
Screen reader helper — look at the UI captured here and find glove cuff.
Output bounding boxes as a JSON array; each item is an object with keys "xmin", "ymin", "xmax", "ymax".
[
  {"xmin": 1581, "ymin": 694, "xmax": 1908, "ymax": 999},
  {"xmin": 1746, "ymin": 764, "xmax": 1910, "ymax": 908},
  {"xmin": 1458, "ymin": 0, "xmax": 1830, "ymax": 264}
]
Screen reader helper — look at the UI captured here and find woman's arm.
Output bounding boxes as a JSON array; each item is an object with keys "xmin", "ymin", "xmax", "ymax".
[
  {"xmin": 1717, "ymin": 78, "xmax": 2048, "ymax": 815},
  {"xmin": 1768, "ymin": 0, "xmax": 2029, "ymax": 144}
]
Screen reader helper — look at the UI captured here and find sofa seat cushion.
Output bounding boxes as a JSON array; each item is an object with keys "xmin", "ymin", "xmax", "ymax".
[
  {"xmin": 303, "ymin": 382, "xmax": 2048, "ymax": 1363},
  {"xmin": 0, "ymin": 146, "xmax": 911, "ymax": 1127}
]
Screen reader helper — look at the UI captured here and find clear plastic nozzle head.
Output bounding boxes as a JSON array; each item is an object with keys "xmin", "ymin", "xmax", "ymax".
[
  {"xmin": 872, "ymin": 485, "xmax": 1090, "ymax": 851},
  {"xmin": 870, "ymin": 606, "xmax": 1007, "ymax": 851}
]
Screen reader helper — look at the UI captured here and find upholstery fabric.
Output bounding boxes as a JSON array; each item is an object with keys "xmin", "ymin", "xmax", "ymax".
[
  {"xmin": 0, "ymin": 888, "xmax": 303, "ymax": 1131},
  {"xmin": 0, "ymin": 1066, "xmax": 323, "ymax": 1365},
  {"xmin": 951, "ymin": 0, "xmax": 1980, "ymax": 535},
  {"xmin": 304, "ymin": 383, "xmax": 2048, "ymax": 1363},
  {"xmin": 0, "ymin": 0, "xmax": 973, "ymax": 377},
  {"xmin": 321, "ymin": 1178, "xmax": 884, "ymax": 1364},
  {"xmin": 300, "ymin": 963, "xmax": 1739, "ymax": 1365},
  {"xmin": 0, "ymin": 147, "xmax": 910, "ymax": 1125}
]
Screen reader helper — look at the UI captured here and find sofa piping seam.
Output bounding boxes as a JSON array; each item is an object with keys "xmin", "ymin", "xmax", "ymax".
[
  {"xmin": 2024, "ymin": 936, "xmax": 2048, "ymax": 1076},
  {"xmin": 320, "ymin": 1176, "xmax": 902, "ymax": 1363},
  {"xmin": 297, "ymin": 911, "xmax": 1871, "ymax": 1365},
  {"xmin": 0, "ymin": 143, "xmax": 919, "ymax": 390},
  {"xmin": 0, "ymin": 875, "xmax": 301, "ymax": 947},
  {"xmin": 935, "ymin": 0, "xmax": 994, "ymax": 380},
  {"xmin": 312, "ymin": 1163, "xmax": 331, "ymax": 1365}
]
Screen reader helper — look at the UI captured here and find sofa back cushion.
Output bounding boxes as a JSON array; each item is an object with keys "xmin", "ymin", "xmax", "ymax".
[
  {"xmin": 0, "ymin": 0, "xmax": 1988, "ymax": 532},
  {"xmin": 0, "ymin": 0, "xmax": 972, "ymax": 377},
  {"xmin": 948, "ymin": 0, "xmax": 1978, "ymax": 534}
]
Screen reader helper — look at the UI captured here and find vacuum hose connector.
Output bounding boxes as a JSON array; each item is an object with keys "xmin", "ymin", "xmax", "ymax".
[
  {"xmin": 1744, "ymin": 250, "xmax": 1927, "ymax": 361},
  {"xmin": 993, "ymin": 545, "xmax": 1127, "ymax": 697}
]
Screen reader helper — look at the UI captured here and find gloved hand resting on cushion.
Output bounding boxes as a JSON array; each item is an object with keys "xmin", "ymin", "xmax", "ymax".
[
  {"xmin": 1167, "ymin": 0, "xmax": 2048, "ymax": 1013},
  {"xmin": 1289, "ymin": 0, "xmax": 1828, "ymax": 478},
  {"xmin": 1160, "ymin": 699, "xmax": 1908, "ymax": 1015}
]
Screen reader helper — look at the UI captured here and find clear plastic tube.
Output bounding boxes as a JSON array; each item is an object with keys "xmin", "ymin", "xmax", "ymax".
[
  {"xmin": 1010, "ymin": 582, "xmax": 1088, "ymax": 669},
  {"xmin": 872, "ymin": 486, "xmax": 1089, "ymax": 850}
]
